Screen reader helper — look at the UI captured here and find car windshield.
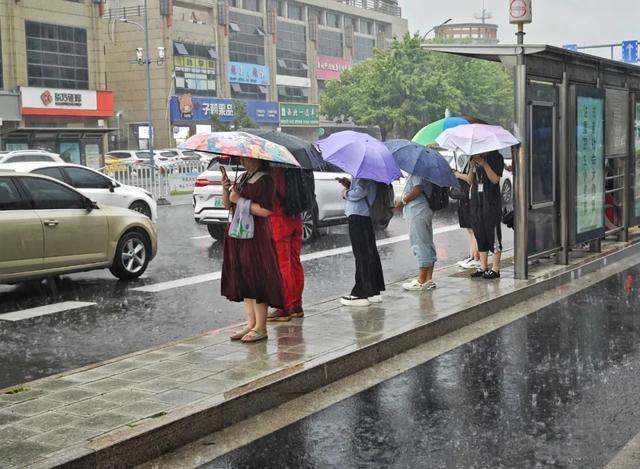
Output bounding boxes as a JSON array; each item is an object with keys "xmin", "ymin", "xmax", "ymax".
[
  {"xmin": 207, "ymin": 156, "xmax": 240, "ymax": 171},
  {"xmin": 108, "ymin": 153, "xmax": 131, "ymax": 160},
  {"xmin": 136, "ymin": 152, "xmax": 153, "ymax": 160}
]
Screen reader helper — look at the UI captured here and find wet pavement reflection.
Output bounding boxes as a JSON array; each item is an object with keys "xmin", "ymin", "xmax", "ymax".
[{"xmin": 203, "ymin": 264, "xmax": 640, "ymax": 469}]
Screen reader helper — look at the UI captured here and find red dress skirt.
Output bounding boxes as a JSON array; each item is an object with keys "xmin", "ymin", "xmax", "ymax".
[{"xmin": 220, "ymin": 173, "xmax": 284, "ymax": 308}]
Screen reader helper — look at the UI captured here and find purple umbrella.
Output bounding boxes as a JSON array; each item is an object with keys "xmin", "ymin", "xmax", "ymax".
[{"xmin": 317, "ymin": 131, "xmax": 402, "ymax": 184}]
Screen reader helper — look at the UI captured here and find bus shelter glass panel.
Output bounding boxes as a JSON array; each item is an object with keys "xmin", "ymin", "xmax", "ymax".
[
  {"xmin": 574, "ymin": 86, "xmax": 605, "ymax": 243},
  {"xmin": 633, "ymin": 99, "xmax": 640, "ymax": 224},
  {"xmin": 604, "ymin": 88, "xmax": 629, "ymax": 234}
]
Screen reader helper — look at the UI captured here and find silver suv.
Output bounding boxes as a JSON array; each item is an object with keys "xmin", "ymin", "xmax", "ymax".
[{"xmin": 193, "ymin": 157, "xmax": 350, "ymax": 242}]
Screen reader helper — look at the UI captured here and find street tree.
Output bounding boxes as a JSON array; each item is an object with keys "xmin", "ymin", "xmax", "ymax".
[
  {"xmin": 210, "ymin": 100, "xmax": 256, "ymax": 131},
  {"xmin": 320, "ymin": 34, "xmax": 513, "ymax": 140}
]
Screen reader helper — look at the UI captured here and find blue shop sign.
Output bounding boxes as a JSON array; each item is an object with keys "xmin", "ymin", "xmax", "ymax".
[
  {"xmin": 170, "ymin": 96, "xmax": 235, "ymax": 123},
  {"xmin": 228, "ymin": 62, "xmax": 270, "ymax": 85},
  {"xmin": 247, "ymin": 101, "xmax": 279, "ymax": 124}
]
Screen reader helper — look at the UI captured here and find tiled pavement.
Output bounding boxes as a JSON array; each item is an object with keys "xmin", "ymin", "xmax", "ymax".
[{"xmin": 0, "ymin": 242, "xmax": 638, "ymax": 468}]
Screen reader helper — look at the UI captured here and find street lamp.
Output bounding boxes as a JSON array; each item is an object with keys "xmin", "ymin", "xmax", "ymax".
[{"xmin": 422, "ymin": 18, "xmax": 453, "ymax": 40}]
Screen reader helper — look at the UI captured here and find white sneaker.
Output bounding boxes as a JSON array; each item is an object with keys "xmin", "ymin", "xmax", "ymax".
[
  {"xmin": 457, "ymin": 257, "xmax": 473, "ymax": 267},
  {"xmin": 368, "ymin": 295, "xmax": 382, "ymax": 303},
  {"xmin": 341, "ymin": 296, "xmax": 370, "ymax": 307},
  {"xmin": 460, "ymin": 259, "xmax": 481, "ymax": 269},
  {"xmin": 424, "ymin": 280, "xmax": 437, "ymax": 290},
  {"xmin": 402, "ymin": 279, "xmax": 426, "ymax": 291}
]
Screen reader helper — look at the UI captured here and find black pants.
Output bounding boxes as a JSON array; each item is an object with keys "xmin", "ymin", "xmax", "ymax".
[{"xmin": 348, "ymin": 215, "xmax": 385, "ymax": 298}]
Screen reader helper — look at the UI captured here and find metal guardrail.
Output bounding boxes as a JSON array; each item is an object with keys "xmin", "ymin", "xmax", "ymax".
[
  {"xmin": 336, "ymin": 0, "xmax": 402, "ymax": 17},
  {"xmin": 100, "ymin": 160, "xmax": 208, "ymax": 200}
]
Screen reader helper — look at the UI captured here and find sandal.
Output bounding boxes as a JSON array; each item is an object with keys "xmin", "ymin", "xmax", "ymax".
[
  {"xmin": 230, "ymin": 326, "xmax": 252, "ymax": 341},
  {"xmin": 241, "ymin": 329, "xmax": 268, "ymax": 343}
]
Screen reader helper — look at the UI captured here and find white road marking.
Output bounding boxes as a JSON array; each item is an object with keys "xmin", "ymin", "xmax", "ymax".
[
  {"xmin": 134, "ymin": 223, "xmax": 461, "ymax": 294},
  {"xmin": 191, "ymin": 235, "xmax": 213, "ymax": 240},
  {"xmin": 0, "ymin": 301, "xmax": 96, "ymax": 322}
]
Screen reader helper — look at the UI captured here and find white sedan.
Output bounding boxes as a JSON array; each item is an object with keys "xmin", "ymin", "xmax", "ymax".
[{"xmin": 0, "ymin": 162, "xmax": 158, "ymax": 221}]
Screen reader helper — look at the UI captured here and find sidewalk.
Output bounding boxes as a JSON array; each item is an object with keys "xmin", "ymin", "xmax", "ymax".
[{"xmin": 1, "ymin": 238, "xmax": 639, "ymax": 468}]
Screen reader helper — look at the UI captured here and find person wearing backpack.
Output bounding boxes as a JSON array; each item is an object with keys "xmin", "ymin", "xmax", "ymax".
[
  {"xmin": 395, "ymin": 174, "xmax": 437, "ymax": 291},
  {"xmin": 337, "ymin": 176, "xmax": 385, "ymax": 307}
]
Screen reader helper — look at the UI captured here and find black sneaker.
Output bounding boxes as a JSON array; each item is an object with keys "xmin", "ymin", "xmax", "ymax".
[
  {"xmin": 483, "ymin": 270, "xmax": 501, "ymax": 280},
  {"xmin": 470, "ymin": 269, "xmax": 486, "ymax": 278}
]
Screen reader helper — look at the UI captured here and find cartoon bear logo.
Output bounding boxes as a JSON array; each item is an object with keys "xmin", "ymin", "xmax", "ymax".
[{"xmin": 179, "ymin": 94, "xmax": 194, "ymax": 119}]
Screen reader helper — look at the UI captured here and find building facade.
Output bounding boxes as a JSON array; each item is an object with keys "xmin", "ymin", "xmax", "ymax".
[
  {"xmin": 0, "ymin": 0, "xmax": 113, "ymax": 166},
  {"xmin": 433, "ymin": 22, "xmax": 499, "ymax": 44},
  {"xmin": 105, "ymin": 0, "xmax": 407, "ymax": 148}
]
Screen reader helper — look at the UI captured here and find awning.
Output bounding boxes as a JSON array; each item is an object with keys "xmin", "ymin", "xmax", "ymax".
[{"xmin": 2, "ymin": 127, "xmax": 118, "ymax": 139}]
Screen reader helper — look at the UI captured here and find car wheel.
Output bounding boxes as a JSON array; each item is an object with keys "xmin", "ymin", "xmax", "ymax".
[
  {"xmin": 501, "ymin": 180, "xmax": 512, "ymax": 205},
  {"xmin": 207, "ymin": 224, "xmax": 226, "ymax": 241},
  {"xmin": 301, "ymin": 207, "xmax": 318, "ymax": 243},
  {"xmin": 129, "ymin": 201, "xmax": 152, "ymax": 219},
  {"xmin": 110, "ymin": 230, "xmax": 150, "ymax": 280}
]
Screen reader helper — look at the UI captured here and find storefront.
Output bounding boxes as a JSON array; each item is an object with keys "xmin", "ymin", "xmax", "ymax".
[
  {"xmin": 169, "ymin": 96, "xmax": 279, "ymax": 144},
  {"xmin": 4, "ymin": 87, "xmax": 115, "ymax": 168}
]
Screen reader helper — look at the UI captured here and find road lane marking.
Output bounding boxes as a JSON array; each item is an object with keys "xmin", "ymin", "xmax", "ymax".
[
  {"xmin": 0, "ymin": 301, "xmax": 96, "ymax": 321},
  {"xmin": 134, "ymin": 223, "xmax": 461, "ymax": 294},
  {"xmin": 191, "ymin": 235, "xmax": 212, "ymax": 240}
]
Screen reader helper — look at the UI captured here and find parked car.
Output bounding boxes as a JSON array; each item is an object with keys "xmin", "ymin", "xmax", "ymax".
[
  {"xmin": 157, "ymin": 148, "xmax": 208, "ymax": 163},
  {"xmin": 0, "ymin": 171, "xmax": 157, "ymax": 283},
  {"xmin": 0, "ymin": 162, "xmax": 158, "ymax": 221},
  {"xmin": 0, "ymin": 150, "xmax": 64, "ymax": 164},
  {"xmin": 193, "ymin": 157, "xmax": 350, "ymax": 242}
]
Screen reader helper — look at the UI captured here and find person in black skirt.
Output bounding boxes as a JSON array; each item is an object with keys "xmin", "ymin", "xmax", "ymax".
[
  {"xmin": 453, "ymin": 158, "xmax": 481, "ymax": 270},
  {"xmin": 455, "ymin": 150, "xmax": 504, "ymax": 279}
]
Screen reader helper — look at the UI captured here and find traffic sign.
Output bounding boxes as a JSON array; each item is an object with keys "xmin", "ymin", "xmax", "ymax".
[
  {"xmin": 622, "ymin": 40, "xmax": 638, "ymax": 63},
  {"xmin": 563, "ymin": 44, "xmax": 578, "ymax": 51}
]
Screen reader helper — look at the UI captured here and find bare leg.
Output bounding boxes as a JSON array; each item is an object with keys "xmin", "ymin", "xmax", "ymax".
[
  {"xmin": 244, "ymin": 299, "xmax": 256, "ymax": 329},
  {"xmin": 479, "ymin": 251, "xmax": 489, "ymax": 270},
  {"xmin": 466, "ymin": 229, "xmax": 479, "ymax": 260},
  {"xmin": 419, "ymin": 266, "xmax": 434, "ymax": 283},
  {"xmin": 491, "ymin": 250, "xmax": 502, "ymax": 272},
  {"xmin": 254, "ymin": 302, "xmax": 268, "ymax": 332}
]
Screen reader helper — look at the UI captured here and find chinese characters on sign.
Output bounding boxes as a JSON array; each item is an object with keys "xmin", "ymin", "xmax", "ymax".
[
  {"xmin": 315, "ymin": 56, "xmax": 352, "ymax": 81},
  {"xmin": 169, "ymin": 97, "xmax": 280, "ymax": 125},
  {"xmin": 227, "ymin": 62, "xmax": 270, "ymax": 85},
  {"xmin": 201, "ymin": 102, "xmax": 235, "ymax": 118},
  {"xmin": 279, "ymin": 103, "xmax": 320, "ymax": 127},
  {"xmin": 53, "ymin": 92, "xmax": 83, "ymax": 106},
  {"xmin": 576, "ymin": 95, "xmax": 604, "ymax": 236}
]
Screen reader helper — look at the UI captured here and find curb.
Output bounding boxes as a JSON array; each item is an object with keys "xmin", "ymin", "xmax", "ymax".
[{"xmin": 29, "ymin": 241, "xmax": 640, "ymax": 469}]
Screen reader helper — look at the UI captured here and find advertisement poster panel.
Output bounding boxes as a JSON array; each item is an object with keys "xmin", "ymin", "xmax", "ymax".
[{"xmin": 279, "ymin": 103, "xmax": 320, "ymax": 127}]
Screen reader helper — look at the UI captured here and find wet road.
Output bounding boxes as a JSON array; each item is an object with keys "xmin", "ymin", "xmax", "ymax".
[
  {"xmin": 203, "ymin": 264, "xmax": 640, "ymax": 469},
  {"xmin": 0, "ymin": 203, "xmax": 512, "ymax": 388}
]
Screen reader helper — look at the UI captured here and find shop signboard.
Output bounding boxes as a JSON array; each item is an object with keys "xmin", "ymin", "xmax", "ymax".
[
  {"xmin": 20, "ymin": 87, "xmax": 113, "ymax": 116},
  {"xmin": 227, "ymin": 62, "xmax": 270, "ymax": 85},
  {"xmin": 316, "ymin": 56, "xmax": 352, "ymax": 81},
  {"xmin": 279, "ymin": 103, "xmax": 319, "ymax": 127},
  {"xmin": 170, "ymin": 97, "xmax": 279, "ymax": 124},
  {"xmin": 575, "ymin": 87, "xmax": 605, "ymax": 243}
]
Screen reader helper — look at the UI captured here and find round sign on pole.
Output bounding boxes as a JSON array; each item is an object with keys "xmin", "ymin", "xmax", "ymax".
[{"xmin": 509, "ymin": 0, "xmax": 532, "ymax": 24}]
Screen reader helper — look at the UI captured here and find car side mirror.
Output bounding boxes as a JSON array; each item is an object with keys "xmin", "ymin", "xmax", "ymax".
[
  {"xmin": 108, "ymin": 180, "xmax": 118, "ymax": 192},
  {"xmin": 84, "ymin": 198, "xmax": 98, "ymax": 212}
]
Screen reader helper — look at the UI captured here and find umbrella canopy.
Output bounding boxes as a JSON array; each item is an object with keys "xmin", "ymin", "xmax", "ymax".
[
  {"xmin": 240, "ymin": 128, "xmax": 324, "ymax": 170},
  {"xmin": 317, "ymin": 131, "xmax": 401, "ymax": 184},
  {"xmin": 436, "ymin": 124, "xmax": 519, "ymax": 155},
  {"xmin": 412, "ymin": 116, "xmax": 470, "ymax": 146},
  {"xmin": 385, "ymin": 140, "xmax": 459, "ymax": 189},
  {"xmin": 179, "ymin": 131, "xmax": 300, "ymax": 167}
]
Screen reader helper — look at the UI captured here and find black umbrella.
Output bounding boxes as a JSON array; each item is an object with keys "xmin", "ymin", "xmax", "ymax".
[{"xmin": 241, "ymin": 128, "xmax": 325, "ymax": 170}]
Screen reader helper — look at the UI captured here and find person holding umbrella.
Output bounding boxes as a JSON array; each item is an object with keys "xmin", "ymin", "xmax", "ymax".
[
  {"xmin": 437, "ymin": 124, "xmax": 519, "ymax": 279},
  {"xmin": 386, "ymin": 140, "xmax": 459, "ymax": 290},
  {"xmin": 180, "ymin": 132, "xmax": 300, "ymax": 341},
  {"xmin": 318, "ymin": 131, "xmax": 401, "ymax": 307}
]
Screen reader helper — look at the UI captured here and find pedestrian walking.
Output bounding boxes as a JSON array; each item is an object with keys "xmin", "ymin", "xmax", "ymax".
[
  {"xmin": 456, "ymin": 150, "xmax": 505, "ymax": 279},
  {"xmin": 221, "ymin": 157, "xmax": 284, "ymax": 342},
  {"xmin": 396, "ymin": 174, "xmax": 437, "ymax": 291},
  {"xmin": 453, "ymin": 158, "xmax": 481, "ymax": 269},
  {"xmin": 338, "ymin": 176, "xmax": 386, "ymax": 307},
  {"xmin": 266, "ymin": 167, "xmax": 310, "ymax": 322}
]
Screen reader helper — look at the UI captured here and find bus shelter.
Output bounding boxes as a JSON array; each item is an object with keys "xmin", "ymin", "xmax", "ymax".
[{"xmin": 423, "ymin": 44, "xmax": 640, "ymax": 279}]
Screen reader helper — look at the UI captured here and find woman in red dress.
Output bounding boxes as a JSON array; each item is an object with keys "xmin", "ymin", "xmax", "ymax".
[{"xmin": 221, "ymin": 157, "xmax": 284, "ymax": 343}]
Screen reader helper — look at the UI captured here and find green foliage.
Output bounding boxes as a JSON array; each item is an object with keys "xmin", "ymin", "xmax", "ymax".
[
  {"xmin": 320, "ymin": 34, "xmax": 514, "ymax": 140},
  {"xmin": 210, "ymin": 100, "xmax": 256, "ymax": 131}
]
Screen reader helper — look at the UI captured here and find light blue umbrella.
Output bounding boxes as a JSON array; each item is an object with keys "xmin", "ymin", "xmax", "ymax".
[{"xmin": 385, "ymin": 139, "xmax": 459, "ymax": 189}]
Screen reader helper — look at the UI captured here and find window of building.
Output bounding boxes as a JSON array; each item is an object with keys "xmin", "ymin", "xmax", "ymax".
[
  {"xmin": 277, "ymin": 85, "xmax": 308, "ymax": 103},
  {"xmin": 244, "ymin": 0, "xmax": 260, "ymax": 12},
  {"xmin": 230, "ymin": 83, "xmax": 267, "ymax": 100},
  {"xmin": 277, "ymin": 21, "xmax": 307, "ymax": 77},
  {"xmin": 174, "ymin": 42, "xmax": 217, "ymax": 97},
  {"xmin": 360, "ymin": 19, "xmax": 373, "ymax": 36},
  {"xmin": 308, "ymin": 7, "xmax": 323, "ymax": 25},
  {"xmin": 288, "ymin": 2, "xmax": 303, "ymax": 21},
  {"xmin": 318, "ymin": 29, "xmax": 343, "ymax": 58},
  {"xmin": 26, "ymin": 21, "xmax": 88, "ymax": 89},
  {"xmin": 354, "ymin": 35, "xmax": 375, "ymax": 63},
  {"xmin": 326, "ymin": 12, "xmax": 340, "ymax": 29},
  {"xmin": 277, "ymin": 1, "xmax": 286, "ymax": 17},
  {"xmin": 229, "ymin": 12, "xmax": 265, "ymax": 65},
  {"xmin": 347, "ymin": 17, "xmax": 359, "ymax": 32}
]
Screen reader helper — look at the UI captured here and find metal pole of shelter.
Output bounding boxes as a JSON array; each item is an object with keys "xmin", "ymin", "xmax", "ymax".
[
  {"xmin": 143, "ymin": 0, "xmax": 156, "ymax": 195},
  {"xmin": 514, "ymin": 22, "xmax": 529, "ymax": 279}
]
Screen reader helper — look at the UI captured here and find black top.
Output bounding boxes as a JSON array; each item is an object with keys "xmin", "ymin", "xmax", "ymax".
[{"xmin": 471, "ymin": 151, "xmax": 504, "ymax": 208}]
